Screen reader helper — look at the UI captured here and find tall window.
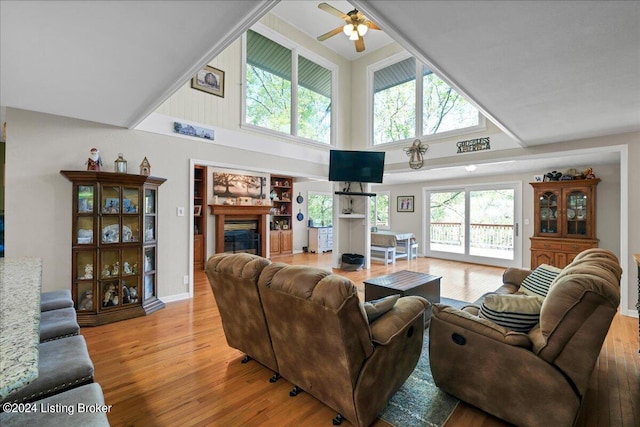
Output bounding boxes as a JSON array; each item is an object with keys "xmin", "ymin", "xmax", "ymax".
[
  {"xmin": 370, "ymin": 192, "xmax": 390, "ymax": 228},
  {"xmin": 245, "ymin": 29, "xmax": 333, "ymax": 144},
  {"xmin": 372, "ymin": 56, "xmax": 481, "ymax": 145}
]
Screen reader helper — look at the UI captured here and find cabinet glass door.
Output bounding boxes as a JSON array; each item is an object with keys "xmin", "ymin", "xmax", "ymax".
[
  {"xmin": 538, "ymin": 191, "xmax": 559, "ymax": 235},
  {"xmin": 144, "ymin": 188, "xmax": 157, "ymax": 242},
  {"xmin": 121, "ymin": 248, "xmax": 140, "ymax": 305},
  {"xmin": 75, "ymin": 250, "xmax": 95, "ymax": 311},
  {"xmin": 565, "ymin": 190, "xmax": 588, "ymax": 236}
]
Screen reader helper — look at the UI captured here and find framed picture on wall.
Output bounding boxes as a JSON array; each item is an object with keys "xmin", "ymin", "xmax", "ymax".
[
  {"xmin": 191, "ymin": 65, "xmax": 225, "ymax": 98},
  {"xmin": 397, "ymin": 196, "xmax": 414, "ymax": 212}
]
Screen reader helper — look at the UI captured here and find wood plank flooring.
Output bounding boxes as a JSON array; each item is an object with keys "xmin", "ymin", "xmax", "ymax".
[{"xmin": 81, "ymin": 253, "xmax": 639, "ymax": 427}]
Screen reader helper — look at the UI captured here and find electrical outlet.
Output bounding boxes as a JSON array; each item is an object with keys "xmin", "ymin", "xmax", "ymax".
[
  {"xmin": 177, "ymin": 207, "xmax": 185, "ymax": 217},
  {"xmin": 183, "ymin": 275, "xmax": 189, "ymax": 285}
]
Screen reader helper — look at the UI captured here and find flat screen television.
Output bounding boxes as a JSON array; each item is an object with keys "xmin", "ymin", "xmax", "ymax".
[{"xmin": 328, "ymin": 150, "xmax": 385, "ymax": 183}]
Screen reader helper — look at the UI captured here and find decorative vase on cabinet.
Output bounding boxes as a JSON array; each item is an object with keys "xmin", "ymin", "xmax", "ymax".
[
  {"xmin": 61, "ymin": 170, "xmax": 166, "ymax": 326},
  {"xmin": 530, "ymin": 179, "xmax": 600, "ymax": 269}
]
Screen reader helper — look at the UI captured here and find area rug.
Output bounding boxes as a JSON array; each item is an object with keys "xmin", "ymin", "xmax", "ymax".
[{"xmin": 379, "ymin": 297, "xmax": 470, "ymax": 427}]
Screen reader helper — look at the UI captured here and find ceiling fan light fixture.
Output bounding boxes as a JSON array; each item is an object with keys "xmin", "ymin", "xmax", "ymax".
[
  {"xmin": 349, "ymin": 30, "xmax": 359, "ymax": 40},
  {"xmin": 343, "ymin": 23, "xmax": 354, "ymax": 36},
  {"xmin": 357, "ymin": 23, "xmax": 368, "ymax": 36}
]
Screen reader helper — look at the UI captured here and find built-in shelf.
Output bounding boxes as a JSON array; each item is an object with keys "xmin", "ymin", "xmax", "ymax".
[{"xmin": 339, "ymin": 214, "xmax": 365, "ymax": 219}]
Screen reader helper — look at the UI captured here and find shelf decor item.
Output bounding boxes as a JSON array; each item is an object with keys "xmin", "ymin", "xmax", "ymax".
[
  {"xmin": 86, "ymin": 148, "xmax": 102, "ymax": 171},
  {"xmin": 140, "ymin": 157, "xmax": 151, "ymax": 176},
  {"xmin": 114, "ymin": 153, "xmax": 127, "ymax": 173}
]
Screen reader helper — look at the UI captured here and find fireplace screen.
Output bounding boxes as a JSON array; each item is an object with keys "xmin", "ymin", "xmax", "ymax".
[{"xmin": 224, "ymin": 220, "xmax": 260, "ymax": 255}]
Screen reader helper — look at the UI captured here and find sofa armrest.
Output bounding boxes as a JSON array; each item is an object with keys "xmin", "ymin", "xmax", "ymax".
[
  {"xmin": 370, "ymin": 296, "xmax": 429, "ymax": 345},
  {"xmin": 432, "ymin": 304, "xmax": 532, "ymax": 348},
  {"xmin": 502, "ymin": 267, "xmax": 532, "ymax": 288}
]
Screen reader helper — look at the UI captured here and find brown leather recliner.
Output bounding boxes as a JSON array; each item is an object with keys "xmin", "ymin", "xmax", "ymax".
[
  {"xmin": 205, "ymin": 253, "xmax": 279, "ymax": 378},
  {"xmin": 258, "ymin": 263, "xmax": 430, "ymax": 427},
  {"xmin": 428, "ymin": 248, "xmax": 622, "ymax": 427}
]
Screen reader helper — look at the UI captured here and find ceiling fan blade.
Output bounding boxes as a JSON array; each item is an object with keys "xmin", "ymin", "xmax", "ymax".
[
  {"xmin": 317, "ymin": 26, "xmax": 343, "ymax": 41},
  {"xmin": 355, "ymin": 37, "xmax": 365, "ymax": 52},
  {"xmin": 318, "ymin": 2, "xmax": 348, "ymax": 19},
  {"xmin": 366, "ymin": 21, "xmax": 381, "ymax": 31}
]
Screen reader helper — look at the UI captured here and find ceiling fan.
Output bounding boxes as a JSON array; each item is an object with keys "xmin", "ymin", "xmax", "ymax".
[{"xmin": 316, "ymin": 2, "xmax": 380, "ymax": 53}]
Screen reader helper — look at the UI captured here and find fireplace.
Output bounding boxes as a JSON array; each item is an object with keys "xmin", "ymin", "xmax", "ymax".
[
  {"xmin": 209, "ymin": 205, "xmax": 271, "ymax": 257},
  {"xmin": 224, "ymin": 220, "xmax": 260, "ymax": 255}
]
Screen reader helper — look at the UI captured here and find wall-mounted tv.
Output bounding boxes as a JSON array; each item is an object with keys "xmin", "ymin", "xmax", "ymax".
[{"xmin": 328, "ymin": 150, "xmax": 385, "ymax": 184}]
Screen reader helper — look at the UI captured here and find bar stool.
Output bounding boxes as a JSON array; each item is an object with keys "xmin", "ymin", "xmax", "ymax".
[
  {"xmin": 39, "ymin": 307, "xmax": 80, "ymax": 342},
  {"xmin": 40, "ymin": 290, "xmax": 73, "ymax": 312},
  {"xmin": 0, "ymin": 335, "xmax": 94, "ymax": 405}
]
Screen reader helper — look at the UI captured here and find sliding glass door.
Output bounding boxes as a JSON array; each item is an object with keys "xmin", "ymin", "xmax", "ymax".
[{"xmin": 425, "ymin": 183, "xmax": 521, "ymax": 267}]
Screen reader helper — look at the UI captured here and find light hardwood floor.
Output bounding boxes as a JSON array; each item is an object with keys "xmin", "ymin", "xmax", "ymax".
[{"xmin": 81, "ymin": 253, "xmax": 639, "ymax": 427}]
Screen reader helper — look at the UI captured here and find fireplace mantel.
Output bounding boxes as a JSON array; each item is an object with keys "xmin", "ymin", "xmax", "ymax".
[
  {"xmin": 208, "ymin": 204, "xmax": 272, "ymax": 216},
  {"xmin": 208, "ymin": 204, "xmax": 271, "ymax": 256}
]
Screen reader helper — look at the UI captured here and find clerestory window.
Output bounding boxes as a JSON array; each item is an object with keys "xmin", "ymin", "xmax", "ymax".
[
  {"xmin": 372, "ymin": 55, "xmax": 482, "ymax": 145},
  {"xmin": 244, "ymin": 28, "xmax": 335, "ymax": 145}
]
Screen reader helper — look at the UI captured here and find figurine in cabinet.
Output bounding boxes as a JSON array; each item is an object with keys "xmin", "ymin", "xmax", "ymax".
[
  {"xmin": 78, "ymin": 290, "xmax": 93, "ymax": 311},
  {"xmin": 123, "ymin": 261, "xmax": 132, "ymax": 275},
  {"xmin": 102, "ymin": 283, "xmax": 117, "ymax": 307},
  {"xmin": 111, "ymin": 261, "xmax": 119, "ymax": 276},
  {"xmin": 128, "ymin": 286, "xmax": 138, "ymax": 303},
  {"xmin": 102, "ymin": 264, "xmax": 111, "ymax": 277},
  {"xmin": 81, "ymin": 263, "xmax": 94, "ymax": 279}
]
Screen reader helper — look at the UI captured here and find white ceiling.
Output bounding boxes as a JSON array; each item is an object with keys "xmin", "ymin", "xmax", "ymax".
[{"xmin": 1, "ymin": 1, "xmax": 637, "ymax": 183}]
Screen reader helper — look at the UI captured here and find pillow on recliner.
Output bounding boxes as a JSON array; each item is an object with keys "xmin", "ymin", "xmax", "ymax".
[
  {"xmin": 363, "ymin": 294, "xmax": 400, "ymax": 323},
  {"xmin": 519, "ymin": 264, "xmax": 562, "ymax": 298},
  {"xmin": 478, "ymin": 294, "xmax": 543, "ymax": 332}
]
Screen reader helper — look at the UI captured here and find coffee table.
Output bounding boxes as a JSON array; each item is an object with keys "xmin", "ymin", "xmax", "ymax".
[{"xmin": 363, "ymin": 270, "xmax": 441, "ymax": 323}]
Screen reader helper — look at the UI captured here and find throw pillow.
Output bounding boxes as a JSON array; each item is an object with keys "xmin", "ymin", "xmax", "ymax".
[
  {"xmin": 363, "ymin": 294, "xmax": 400, "ymax": 323},
  {"xmin": 520, "ymin": 264, "xmax": 562, "ymax": 298},
  {"xmin": 478, "ymin": 294, "xmax": 543, "ymax": 333}
]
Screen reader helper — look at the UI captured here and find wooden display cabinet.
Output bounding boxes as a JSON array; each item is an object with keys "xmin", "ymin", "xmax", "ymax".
[
  {"xmin": 61, "ymin": 170, "xmax": 166, "ymax": 326},
  {"xmin": 193, "ymin": 165, "xmax": 207, "ymax": 269},
  {"xmin": 269, "ymin": 175, "xmax": 293, "ymax": 257},
  {"xmin": 530, "ymin": 179, "xmax": 600, "ymax": 269}
]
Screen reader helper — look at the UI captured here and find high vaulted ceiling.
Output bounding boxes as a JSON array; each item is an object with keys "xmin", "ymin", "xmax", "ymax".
[{"xmin": 1, "ymin": 1, "xmax": 638, "ymax": 155}]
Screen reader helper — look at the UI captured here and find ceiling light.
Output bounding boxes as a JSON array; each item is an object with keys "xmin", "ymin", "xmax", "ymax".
[
  {"xmin": 357, "ymin": 23, "xmax": 368, "ymax": 36},
  {"xmin": 349, "ymin": 30, "xmax": 359, "ymax": 40},
  {"xmin": 465, "ymin": 165, "xmax": 477, "ymax": 172},
  {"xmin": 343, "ymin": 23, "xmax": 354, "ymax": 36}
]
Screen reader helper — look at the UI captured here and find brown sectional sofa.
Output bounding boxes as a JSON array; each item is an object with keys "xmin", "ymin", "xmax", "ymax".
[
  {"xmin": 205, "ymin": 253, "xmax": 430, "ymax": 427},
  {"xmin": 428, "ymin": 248, "xmax": 622, "ymax": 427}
]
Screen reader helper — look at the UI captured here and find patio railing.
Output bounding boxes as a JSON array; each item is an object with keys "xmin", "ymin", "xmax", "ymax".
[{"xmin": 430, "ymin": 222, "xmax": 514, "ymax": 250}]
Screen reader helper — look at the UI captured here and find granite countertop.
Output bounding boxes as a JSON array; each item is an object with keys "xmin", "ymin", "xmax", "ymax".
[{"xmin": 0, "ymin": 257, "xmax": 42, "ymax": 400}]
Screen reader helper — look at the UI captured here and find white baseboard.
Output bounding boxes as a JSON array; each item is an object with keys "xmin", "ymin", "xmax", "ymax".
[{"xmin": 160, "ymin": 292, "xmax": 191, "ymax": 303}]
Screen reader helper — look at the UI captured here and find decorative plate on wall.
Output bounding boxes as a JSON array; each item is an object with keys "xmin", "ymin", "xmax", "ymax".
[
  {"xmin": 296, "ymin": 193, "xmax": 303, "ymax": 204},
  {"xmin": 297, "ymin": 210, "xmax": 304, "ymax": 221}
]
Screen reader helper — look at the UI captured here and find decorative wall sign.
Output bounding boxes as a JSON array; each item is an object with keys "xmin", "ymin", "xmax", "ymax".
[
  {"xmin": 173, "ymin": 121, "xmax": 215, "ymax": 140},
  {"xmin": 456, "ymin": 137, "xmax": 490, "ymax": 153}
]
